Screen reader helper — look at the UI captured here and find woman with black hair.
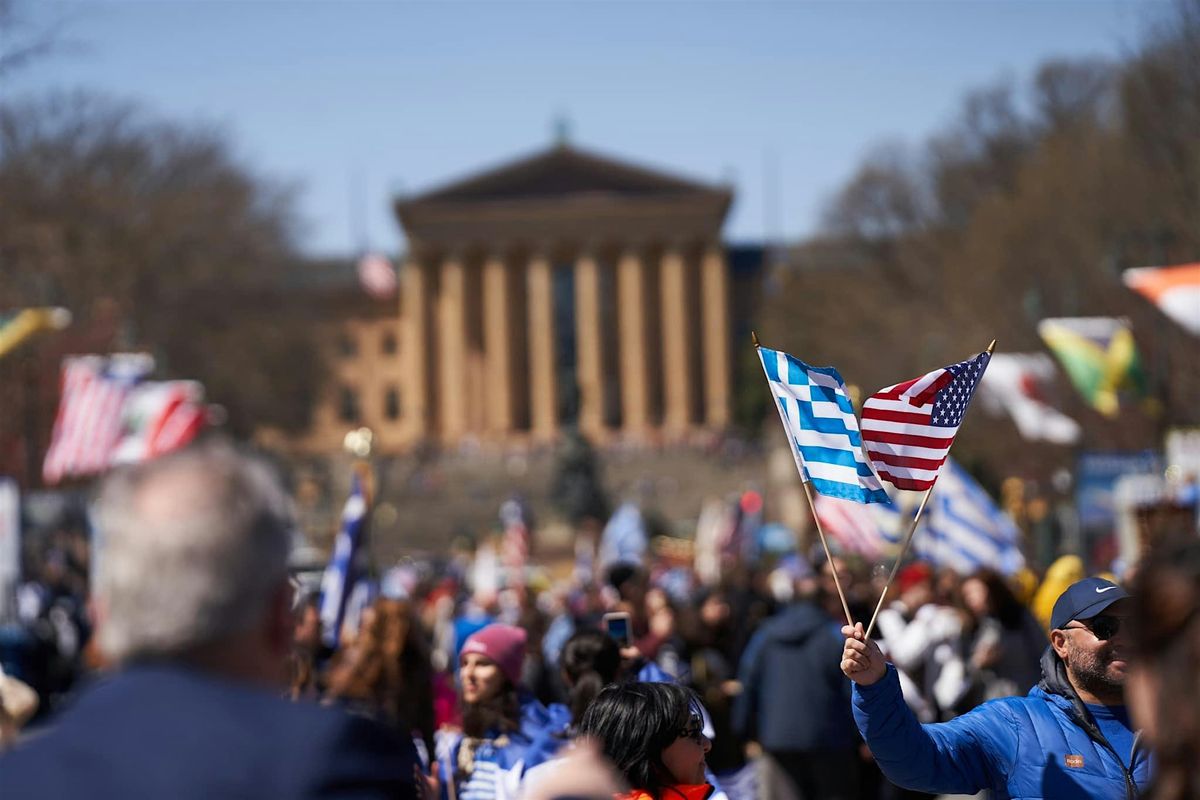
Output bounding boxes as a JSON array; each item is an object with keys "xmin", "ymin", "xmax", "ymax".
[
  {"xmin": 959, "ymin": 569, "xmax": 1046, "ymax": 706},
  {"xmin": 559, "ymin": 629, "xmax": 622, "ymax": 730},
  {"xmin": 577, "ymin": 681, "xmax": 713, "ymax": 800},
  {"xmin": 507, "ymin": 630, "xmax": 623, "ymax": 799}
]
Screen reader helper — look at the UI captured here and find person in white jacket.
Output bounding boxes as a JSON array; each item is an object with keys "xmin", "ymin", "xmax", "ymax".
[{"xmin": 872, "ymin": 562, "xmax": 970, "ymax": 721}]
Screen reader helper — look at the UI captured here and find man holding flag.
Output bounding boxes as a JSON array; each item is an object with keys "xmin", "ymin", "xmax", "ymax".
[
  {"xmin": 842, "ymin": 577, "xmax": 1150, "ymax": 799},
  {"xmin": 840, "ymin": 347, "xmax": 1151, "ymax": 799}
]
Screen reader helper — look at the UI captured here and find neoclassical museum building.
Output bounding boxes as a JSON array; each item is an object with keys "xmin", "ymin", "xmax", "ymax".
[{"xmin": 291, "ymin": 142, "xmax": 764, "ymax": 454}]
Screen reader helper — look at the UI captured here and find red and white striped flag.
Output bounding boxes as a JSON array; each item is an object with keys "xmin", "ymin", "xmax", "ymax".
[
  {"xmin": 860, "ymin": 351, "xmax": 990, "ymax": 491},
  {"xmin": 111, "ymin": 380, "xmax": 208, "ymax": 465},
  {"xmin": 499, "ymin": 498, "xmax": 530, "ymax": 574},
  {"xmin": 357, "ymin": 252, "xmax": 397, "ymax": 299},
  {"xmin": 813, "ymin": 494, "xmax": 895, "ymax": 558},
  {"xmin": 42, "ymin": 354, "xmax": 154, "ymax": 484}
]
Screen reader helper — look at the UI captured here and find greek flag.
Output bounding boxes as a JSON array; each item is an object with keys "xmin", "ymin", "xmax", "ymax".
[
  {"xmin": 758, "ymin": 346, "xmax": 890, "ymax": 505},
  {"xmin": 319, "ymin": 474, "xmax": 368, "ymax": 649},
  {"xmin": 915, "ymin": 459, "xmax": 1024, "ymax": 575}
]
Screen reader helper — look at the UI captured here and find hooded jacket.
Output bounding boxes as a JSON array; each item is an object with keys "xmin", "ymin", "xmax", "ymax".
[
  {"xmin": 732, "ymin": 602, "xmax": 856, "ymax": 752},
  {"xmin": 851, "ymin": 647, "xmax": 1152, "ymax": 800}
]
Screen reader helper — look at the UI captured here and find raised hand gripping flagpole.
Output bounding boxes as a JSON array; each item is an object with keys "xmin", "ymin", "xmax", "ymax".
[
  {"xmin": 862, "ymin": 338, "xmax": 996, "ymax": 640},
  {"xmin": 753, "ymin": 331, "xmax": 854, "ymax": 627}
]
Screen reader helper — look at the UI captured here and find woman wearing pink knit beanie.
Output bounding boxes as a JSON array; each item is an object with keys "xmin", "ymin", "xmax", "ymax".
[
  {"xmin": 432, "ymin": 624, "xmax": 558, "ymax": 800},
  {"xmin": 459, "ymin": 624, "xmax": 528, "ymax": 698}
]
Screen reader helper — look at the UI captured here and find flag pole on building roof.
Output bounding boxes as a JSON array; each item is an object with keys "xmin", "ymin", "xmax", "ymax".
[
  {"xmin": 752, "ymin": 330, "xmax": 855, "ymax": 628},
  {"xmin": 862, "ymin": 338, "xmax": 997, "ymax": 640}
]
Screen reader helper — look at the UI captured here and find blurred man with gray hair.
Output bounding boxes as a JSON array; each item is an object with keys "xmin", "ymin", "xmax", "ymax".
[{"xmin": 0, "ymin": 440, "xmax": 418, "ymax": 799}]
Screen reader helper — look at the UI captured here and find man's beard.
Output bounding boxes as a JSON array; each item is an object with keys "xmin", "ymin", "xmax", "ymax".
[{"xmin": 1068, "ymin": 640, "xmax": 1125, "ymax": 699}]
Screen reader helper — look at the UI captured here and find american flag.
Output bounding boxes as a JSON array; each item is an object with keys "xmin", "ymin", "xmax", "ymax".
[
  {"xmin": 42, "ymin": 354, "xmax": 154, "ymax": 484},
  {"xmin": 357, "ymin": 252, "xmax": 397, "ymax": 299},
  {"xmin": 860, "ymin": 350, "xmax": 990, "ymax": 491}
]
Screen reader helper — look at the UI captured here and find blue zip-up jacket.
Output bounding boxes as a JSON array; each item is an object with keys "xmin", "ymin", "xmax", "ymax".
[{"xmin": 852, "ymin": 648, "xmax": 1151, "ymax": 799}]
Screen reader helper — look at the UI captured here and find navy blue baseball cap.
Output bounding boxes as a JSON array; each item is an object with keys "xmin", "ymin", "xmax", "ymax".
[{"xmin": 1050, "ymin": 577, "xmax": 1130, "ymax": 630}]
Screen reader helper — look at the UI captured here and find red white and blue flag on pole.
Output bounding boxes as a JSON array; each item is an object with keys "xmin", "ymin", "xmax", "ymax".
[
  {"xmin": 860, "ymin": 350, "xmax": 991, "ymax": 491},
  {"xmin": 357, "ymin": 252, "xmax": 397, "ymax": 299},
  {"xmin": 43, "ymin": 354, "xmax": 209, "ymax": 484},
  {"xmin": 43, "ymin": 354, "xmax": 155, "ymax": 484}
]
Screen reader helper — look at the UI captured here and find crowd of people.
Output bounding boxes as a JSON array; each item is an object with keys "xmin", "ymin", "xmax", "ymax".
[{"xmin": 0, "ymin": 439, "xmax": 1197, "ymax": 800}]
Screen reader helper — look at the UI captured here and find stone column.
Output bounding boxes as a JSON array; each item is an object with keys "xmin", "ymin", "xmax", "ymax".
[
  {"xmin": 436, "ymin": 252, "xmax": 468, "ymax": 442},
  {"xmin": 402, "ymin": 256, "xmax": 433, "ymax": 442},
  {"xmin": 527, "ymin": 250, "xmax": 557, "ymax": 441},
  {"xmin": 574, "ymin": 248, "xmax": 604, "ymax": 438},
  {"xmin": 482, "ymin": 251, "xmax": 514, "ymax": 437},
  {"xmin": 659, "ymin": 244, "xmax": 693, "ymax": 435},
  {"xmin": 617, "ymin": 246, "xmax": 650, "ymax": 435},
  {"xmin": 701, "ymin": 243, "xmax": 731, "ymax": 428}
]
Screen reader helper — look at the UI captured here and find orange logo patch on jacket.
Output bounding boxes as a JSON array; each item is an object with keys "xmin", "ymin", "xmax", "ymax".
[{"xmin": 1064, "ymin": 755, "xmax": 1085, "ymax": 769}]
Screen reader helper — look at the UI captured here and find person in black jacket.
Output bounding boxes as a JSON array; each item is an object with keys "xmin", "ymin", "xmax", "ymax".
[{"xmin": 733, "ymin": 590, "xmax": 859, "ymax": 800}]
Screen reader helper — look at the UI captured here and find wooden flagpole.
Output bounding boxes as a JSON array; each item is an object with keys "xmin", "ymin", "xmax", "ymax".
[
  {"xmin": 753, "ymin": 331, "xmax": 854, "ymax": 627},
  {"xmin": 862, "ymin": 338, "xmax": 997, "ymax": 640},
  {"xmin": 804, "ymin": 481, "xmax": 855, "ymax": 627},
  {"xmin": 863, "ymin": 485, "xmax": 935, "ymax": 639}
]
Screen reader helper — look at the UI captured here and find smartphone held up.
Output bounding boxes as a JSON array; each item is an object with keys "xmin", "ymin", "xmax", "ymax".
[{"xmin": 602, "ymin": 612, "xmax": 631, "ymax": 648}]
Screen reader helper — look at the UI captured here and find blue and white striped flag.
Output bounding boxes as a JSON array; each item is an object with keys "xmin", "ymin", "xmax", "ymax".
[
  {"xmin": 758, "ymin": 346, "xmax": 891, "ymax": 505},
  {"xmin": 319, "ymin": 474, "xmax": 368, "ymax": 649},
  {"xmin": 915, "ymin": 459, "xmax": 1024, "ymax": 575}
]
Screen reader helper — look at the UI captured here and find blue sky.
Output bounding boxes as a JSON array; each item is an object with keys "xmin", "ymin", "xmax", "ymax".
[{"xmin": 9, "ymin": 1, "xmax": 1155, "ymax": 258}]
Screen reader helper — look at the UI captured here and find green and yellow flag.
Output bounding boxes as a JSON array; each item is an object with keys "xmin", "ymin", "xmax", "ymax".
[{"xmin": 1036, "ymin": 317, "xmax": 1146, "ymax": 417}]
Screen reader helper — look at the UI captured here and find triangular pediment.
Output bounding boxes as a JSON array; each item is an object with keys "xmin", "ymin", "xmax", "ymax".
[{"xmin": 408, "ymin": 144, "xmax": 725, "ymax": 204}]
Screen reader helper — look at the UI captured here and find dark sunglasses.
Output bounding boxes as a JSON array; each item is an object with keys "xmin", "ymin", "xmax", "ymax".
[
  {"xmin": 677, "ymin": 714, "xmax": 705, "ymax": 744},
  {"xmin": 1064, "ymin": 614, "xmax": 1125, "ymax": 641}
]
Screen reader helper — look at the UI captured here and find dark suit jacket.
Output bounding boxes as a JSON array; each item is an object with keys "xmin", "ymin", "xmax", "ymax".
[{"xmin": 0, "ymin": 664, "xmax": 418, "ymax": 799}]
